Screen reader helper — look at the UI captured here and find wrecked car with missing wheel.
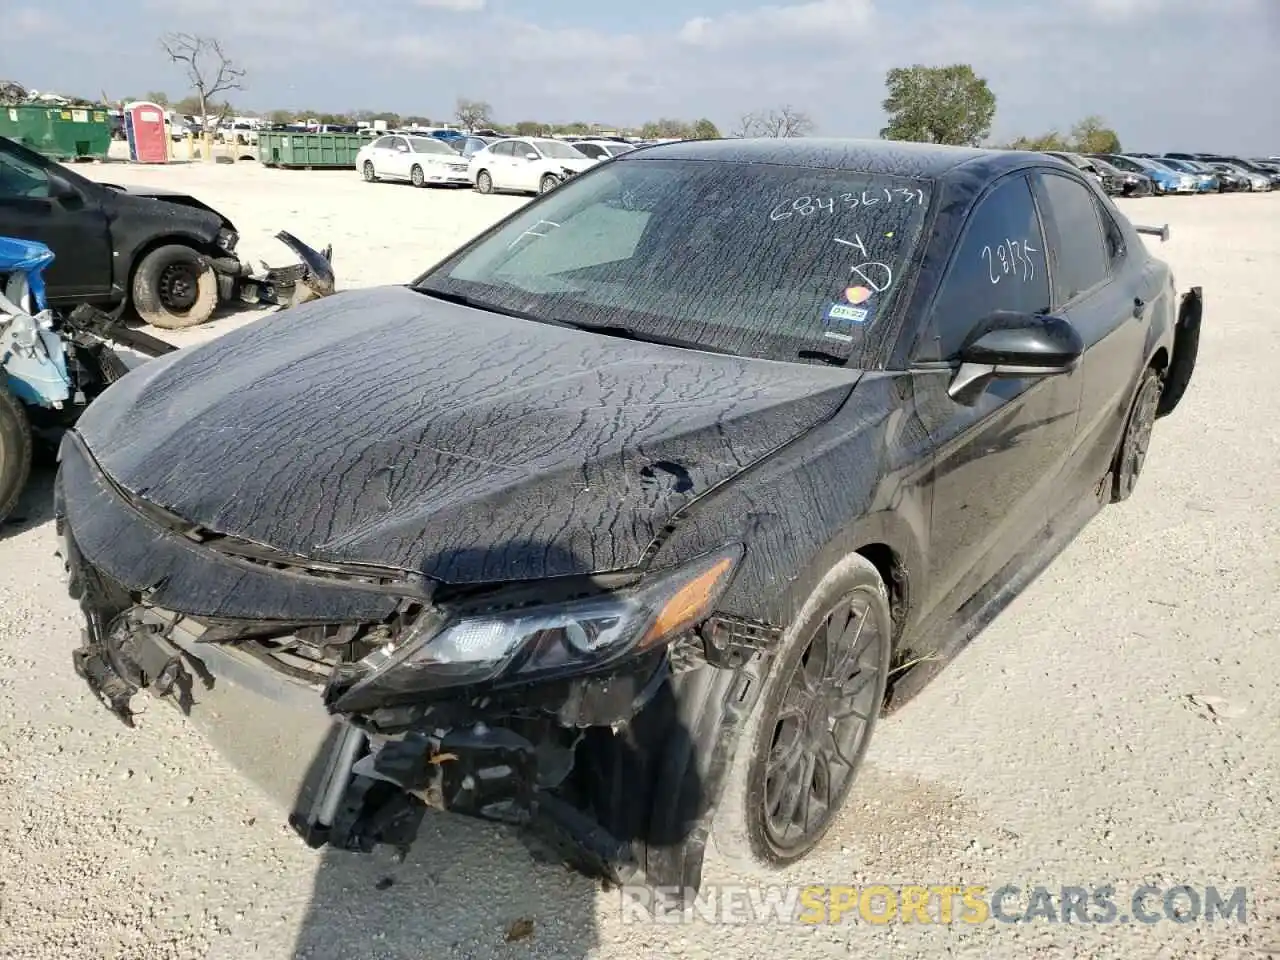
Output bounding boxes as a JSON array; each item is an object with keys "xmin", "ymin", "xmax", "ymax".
[
  {"xmin": 56, "ymin": 139, "xmax": 1203, "ymax": 897},
  {"xmin": 1, "ymin": 231, "xmax": 334, "ymax": 526},
  {"xmin": 0, "ymin": 134, "xmax": 332, "ymax": 329}
]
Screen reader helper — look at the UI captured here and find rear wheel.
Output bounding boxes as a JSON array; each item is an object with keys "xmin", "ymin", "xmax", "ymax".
[
  {"xmin": 131, "ymin": 244, "xmax": 219, "ymax": 330},
  {"xmin": 0, "ymin": 386, "xmax": 33, "ymax": 527},
  {"xmin": 1112, "ymin": 366, "xmax": 1163, "ymax": 502},
  {"xmin": 363, "ymin": 160, "xmax": 378, "ymax": 182},
  {"xmin": 411, "ymin": 165, "xmax": 425, "ymax": 187},
  {"xmin": 475, "ymin": 170, "xmax": 494, "ymax": 194},
  {"xmin": 711, "ymin": 553, "xmax": 892, "ymax": 869}
]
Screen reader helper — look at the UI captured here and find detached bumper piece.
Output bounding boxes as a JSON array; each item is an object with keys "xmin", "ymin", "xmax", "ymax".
[
  {"xmin": 1157, "ymin": 286, "xmax": 1202, "ymax": 418},
  {"xmin": 202, "ymin": 230, "xmax": 336, "ymax": 310},
  {"xmin": 70, "ymin": 610, "xmax": 214, "ymax": 727}
]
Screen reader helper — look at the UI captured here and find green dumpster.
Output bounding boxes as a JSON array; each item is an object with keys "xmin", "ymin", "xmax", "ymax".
[
  {"xmin": 258, "ymin": 131, "xmax": 365, "ymax": 169},
  {"xmin": 0, "ymin": 104, "xmax": 112, "ymax": 160}
]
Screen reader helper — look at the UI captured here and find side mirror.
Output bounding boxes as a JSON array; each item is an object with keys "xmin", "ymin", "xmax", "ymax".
[
  {"xmin": 48, "ymin": 172, "xmax": 79, "ymax": 202},
  {"xmin": 948, "ymin": 311, "xmax": 1084, "ymax": 405},
  {"xmin": 525, "ymin": 152, "xmax": 539, "ymax": 161}
]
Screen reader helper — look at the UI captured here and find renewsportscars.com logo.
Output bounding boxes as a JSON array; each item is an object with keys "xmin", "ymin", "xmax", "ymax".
[{"xmin": 617, "ymin": 884, "xmax": 1251, "ymax": 926}]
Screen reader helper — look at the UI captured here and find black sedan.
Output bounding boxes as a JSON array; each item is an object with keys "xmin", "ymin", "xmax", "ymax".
[{"xmin": 55, "ymin": 139, "xmax": 1204, "ymax": 897}]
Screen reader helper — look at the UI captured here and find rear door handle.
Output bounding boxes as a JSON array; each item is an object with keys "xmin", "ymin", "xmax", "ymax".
[{"xmin": 1133, "ymin": 297, "xmax": 1146, "ymax": 318}]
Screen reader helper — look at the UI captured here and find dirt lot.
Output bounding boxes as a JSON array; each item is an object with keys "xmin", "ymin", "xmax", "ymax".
[{"xmin": 1, "ymin": 160, "xmax": 1277, "ymax": 960}]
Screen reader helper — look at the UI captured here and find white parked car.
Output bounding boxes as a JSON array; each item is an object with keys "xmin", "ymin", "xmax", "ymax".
[
  {"xmin": 467, "ymin": 137, "xmax": 597, "ymax": 195},
  {"xmin": 565, "ymin": 140, "xmax": 636, "ymax": 161},
  {"xmin": 356, "ymin": 134, "xmax": 471, "ymax": 188}
]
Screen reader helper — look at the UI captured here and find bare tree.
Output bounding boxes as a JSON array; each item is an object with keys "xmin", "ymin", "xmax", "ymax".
[
  {"xmin": 455, "ymin": 97, "xmax": 492, "ymax": 132},
  {"xmin": 160, "ymin": 32, "xmax": 245, "ymax": 154},
  {"xmin": 732, "ymin": 104, "xmax": 815, "ymax": 138}
]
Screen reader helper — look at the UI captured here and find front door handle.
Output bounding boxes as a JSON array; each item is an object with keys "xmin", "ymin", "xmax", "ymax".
[{"xmin": 1133, "ymin": 297, "xmax": 1146, "ymax": 318}]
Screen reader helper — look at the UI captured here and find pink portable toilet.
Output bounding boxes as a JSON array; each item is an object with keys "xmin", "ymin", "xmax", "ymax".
[{"xmin": 124, "ymin": 101, "xmax": 168, "ymax": 163}]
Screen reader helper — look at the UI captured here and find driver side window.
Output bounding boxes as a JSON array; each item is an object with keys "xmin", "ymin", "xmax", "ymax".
[
  {"xmin": 915, "ymin": 174, "xmax": 1050, "ymax": 362},
  {"xmin": 0, "ymin": 146, "xmax": 50, "ymax": 200}
]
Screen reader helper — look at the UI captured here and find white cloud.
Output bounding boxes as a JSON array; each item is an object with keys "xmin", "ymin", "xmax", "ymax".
[
  {"xmin": 11, "ymin": 7, "xmax": 56, "ymax": 36},
  {"xmin": 416, "ymin": 0, "xmax": 485, "ymax": 9},
  {"xmin": 678, "ymin": 0, "xmax": 876, "ymax": 47}
]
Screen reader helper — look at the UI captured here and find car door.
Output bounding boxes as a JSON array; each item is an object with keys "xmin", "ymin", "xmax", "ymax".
[
  {"xmin": 0, "ymin": 142, "xmax": 112, "ymax": 302},
  {"xmin": 386, "ymin": 137, "xmax": 413, "ymax": 179},
  {"xmin": 1030, "ymin": 169, "xmax": 1149, "ymax": 516},
  {"xmin": 907, "ymin": 172, "xmax": 1083, "ymax": 625},
  {"xmin": 485, "ymin": 141, "xmax": 514, "ymax": 187},
  {"xmin": 368, "ymin": 137, "xmax": 394, "ymax": 176},
  {"xmin": 510, "ymin": 140, "xmax": 541, "ymax": 191}
]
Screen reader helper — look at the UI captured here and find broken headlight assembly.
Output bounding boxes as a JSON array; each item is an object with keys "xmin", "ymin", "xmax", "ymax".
[{"xmin": 326, "ymin": 545, "xmax": 743, "ymax": 711}]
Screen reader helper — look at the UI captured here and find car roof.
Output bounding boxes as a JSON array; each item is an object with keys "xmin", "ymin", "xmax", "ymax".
[{"xmin": 617, "ymin": 137, "xmax": 1041, "ymax": 181}]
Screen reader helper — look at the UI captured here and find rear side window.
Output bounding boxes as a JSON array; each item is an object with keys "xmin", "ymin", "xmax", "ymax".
[
  {"xmin": 915, "ymin": 174, "xmax": 1050, "ymax": 362},
  {"xmin": 1037, "ymin": 173, "xmax": 1110, "ymax": 303}
]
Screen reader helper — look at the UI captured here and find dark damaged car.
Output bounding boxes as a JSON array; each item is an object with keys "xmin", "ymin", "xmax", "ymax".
[
  {"xmin": 55, "ymin": 139, "xmax": 1204, "ymax": 896},
  {"xmin": 0, "ymin": 134, "xmax": 331, "ymax": 328}
]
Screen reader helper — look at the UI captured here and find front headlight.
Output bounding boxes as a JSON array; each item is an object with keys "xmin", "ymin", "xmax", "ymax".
[{"xmin": 329, "ymin": 545, "xmax": 743, "ymax": 708}]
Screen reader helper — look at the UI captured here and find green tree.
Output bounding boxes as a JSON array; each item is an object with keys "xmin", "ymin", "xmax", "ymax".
[
  {"xmin": 513, "ymin": 120, "xmax": 545, "ymax": 136},
  {"xmin": 1005, "ymin": 132, "xmax": 1070, "ymax": 151},
  {"xmin": 268, "ymin": 109, "xmax": 294, "ymax": 125},
  {"xmin": 880, "ymin": 63, "xmax": 996, "ymax": 146},
  {"xmin": 145, "ymin": 90, "xmax": 170, "ymax": 106},
  {"xmin": 1070, "ymin": 115, "xmax": 1121, "ymax": 154},
  {"xmin": 640, "ymin": 118, "xmax": 694, "ymax": 139},
  {"xmin": 173, "ymin": 95, "xmax": 203, "ymax": 116},
  {"xmin": 691, "ymin": 118, "xmax": 721, "ymax": 139}
]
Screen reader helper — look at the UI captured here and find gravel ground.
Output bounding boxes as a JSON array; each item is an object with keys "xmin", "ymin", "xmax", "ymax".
[{"xmin": 1, "ymin": 160, "xmax": 1277, "ymax": 960}]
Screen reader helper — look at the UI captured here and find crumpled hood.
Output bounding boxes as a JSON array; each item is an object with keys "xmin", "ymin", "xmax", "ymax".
[{"xmin": 73, "ymin": 286, "xmax": 859, "ymax": 583}]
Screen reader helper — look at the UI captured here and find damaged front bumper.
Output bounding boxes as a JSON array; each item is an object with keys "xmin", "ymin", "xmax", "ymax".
[
  {"xmin": 55, "ymin": 442, "xmax": 777, "ymax": 894},
  {"xmin": 203, "ymin": 230, "xmax": 337, "ymax": 310}
]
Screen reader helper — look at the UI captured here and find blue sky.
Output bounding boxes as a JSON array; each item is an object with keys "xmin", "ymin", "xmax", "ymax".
[{"xmin": 9, "ymin": 0, "xmax": 1280, "ymax": 152}]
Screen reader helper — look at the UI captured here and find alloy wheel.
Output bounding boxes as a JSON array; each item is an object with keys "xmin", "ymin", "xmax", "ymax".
[{"xmin": 761, "ymin": 595, "xmax": 885, "ymax": 854}]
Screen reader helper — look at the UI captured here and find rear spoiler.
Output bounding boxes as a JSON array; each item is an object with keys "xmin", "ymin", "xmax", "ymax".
[{"xmin": 1135, "ymin": 223, "xmax": 1171, "ymax": 242}]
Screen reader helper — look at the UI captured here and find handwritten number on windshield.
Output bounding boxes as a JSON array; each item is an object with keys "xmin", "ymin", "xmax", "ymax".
[
  {"xmin": 981, "ymin": 238, "xmax": 1038, "ymax": 284},
  {"xmin": 769, "ymin": 186, "xmax": 924, "ymax": 221}
]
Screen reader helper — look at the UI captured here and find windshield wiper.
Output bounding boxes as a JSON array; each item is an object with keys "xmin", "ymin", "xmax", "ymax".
[
  {"xmin": 797, "ymin": 349, "xmax": 849, "ymax": 366},
  {"xmin": 415, "ymin": 287, "xmax": 569, "ymax": 327},
  {"xmin": 555, "ymin": 321, "xmax": 732, "ymax": 355}
]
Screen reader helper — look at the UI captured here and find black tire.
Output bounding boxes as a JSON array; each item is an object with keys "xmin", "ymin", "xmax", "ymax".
[
  {"xmin": 539, "ymin": 173, "xmax": 561, "ymax": 194},
  {"xmin": 1112, "ymin": 366, "xmax": 1163, "ymax": 503},
  {"xmin": 410, "ymin": 165, "xmax": 425, "ymax": 188},
  {"xmin": 475, "ymin": 170, "xmax": 493, "ymax": 194},
  {"xmin": 363, "ymin": 160, "xmax": 378, "ymax": 183},
  {"xmin": 0, "ymin": 386, "xmax": 33, "ymax": 527},
  {"xmin": 711, "ymin": 553, "xmax": 892, "ymax": 870},
  {"xmin": 131, "ymin": 244, "xmax": 218, "ymax": 330}
]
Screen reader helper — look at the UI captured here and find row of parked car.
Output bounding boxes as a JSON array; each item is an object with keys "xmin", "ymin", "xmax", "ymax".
[
  {"xmin": 1047, "ymin": 150, "xmax": 1280, "ymax": 196},
  {"xmin": 353, "ymin": 130, "xmax": 672, "ymax": 195}
]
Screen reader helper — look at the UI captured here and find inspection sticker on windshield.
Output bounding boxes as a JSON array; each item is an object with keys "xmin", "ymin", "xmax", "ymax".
[{"xmin": 824, "ymin": 303, "xmax": 869, "ymax": 325}]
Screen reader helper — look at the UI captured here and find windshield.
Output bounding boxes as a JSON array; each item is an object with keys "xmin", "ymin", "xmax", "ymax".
[
  {"xmin": 605, "ymin": 143, "xmax": 635, "ymax": 155},
  {"xmin": 413, "ymin": 157, "xmax": 932, "ymax": 364},
  {"xmin": 534, "ymin": 139, "xmax": 587, "ymax": 160},
  {"xmin": 409, "ymin": 137, "xmax": 456, "ymax": 154},
  {"xmin": 1139, "ymin": 157, "xmax": 1175, "ymax": 172}
]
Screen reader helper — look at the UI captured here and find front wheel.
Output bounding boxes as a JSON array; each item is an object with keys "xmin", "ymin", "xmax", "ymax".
[
  {"xmin": 711, "ymin": 553, "xmax": 892, "ymax": 870},
  {"xmin": 410, "ymin": 165, "xmax": 425, "ymax": 188},
  {"xmin": 0, "ymin": 386, "xmax": 33, "ymax": 527},
  {"xmin": 539, "ymin": 173, "xmax": 561, "ymax": 194},
  {"xmin": 362, "ymin": 160, "xmax": 378, "ymax": 182},
  {"xmin": 131, "ymin": 244, "xmax": 219, "ymax": 330},
  {"xmin": 474, "ymin": 170, "xmax": 494, "ymax": 194}
]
